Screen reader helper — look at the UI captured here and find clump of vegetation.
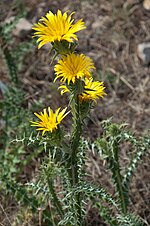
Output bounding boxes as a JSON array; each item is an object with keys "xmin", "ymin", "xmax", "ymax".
[{"xmin": 0, "ymin": 8, "xmax": 149, "ymax": 226}]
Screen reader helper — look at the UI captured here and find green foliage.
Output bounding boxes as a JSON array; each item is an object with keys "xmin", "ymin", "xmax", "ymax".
[
  {"xmin": 123, "ymin": 134, "xmax": 150, "ymax": 194},
  {"xmin": 1, "ymin": 85, "xmax": 147, "ymax": 223},
  {"xmin": 2, "ymin": 176, "xmax": 39, "ymax": 211},
  {"xmin": 17, "ymin": 135, "xmax": 119, "ymax": 225},
  {"xmin": 0, "ymin": 87, "xmax": 40, "ymax": 206},
  {"xmin": 98, "ymin": 120, "xmax": 129, "ymax": 214},
  {"xmin": 0, "ymin": 87, "xmax": 30, "ymax": 150},
  {"xmin": 95, "ymin": 202, "xmax": 117, "ymax": 226},
  {"xmin": 23, "ymin": 127, "xmax": 148, "ymax": 225},
  {"xmin": 0, "ymin": 31, "xmax": 18, "ymax": 83},
  {"xmin": 117, "ymin": 213, "xmax": 145, "ymax": 226},
  {"xmin": 60, "ymin": 181, "xmax": 118, "ymax": 226},
  {"xmin": 0, "ymin": 6, "xmax": 44, "ymax": 224},
  {"xmin": 0, "ymin": 7, "xmax": 33, "ymax": 84},
  {"xmin": 1, "ymin": 5, "xmax": 26, "ymax": 41},
  {"xmin": 0, "ymin": 12, "xmax": 22, "ymax": 83},
  {"xmin": 0, "ymin": 1, "xmax": 36, "ymax": 194},
  {"xmin": 95, "ymin": 119, "xmax": 149, "ymax": 225}
]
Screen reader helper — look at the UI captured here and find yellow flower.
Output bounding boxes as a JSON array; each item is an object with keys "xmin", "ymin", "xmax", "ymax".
[
  {"xmin": 30, "ymin": 107, "xmax": 69, "ymax": 135},
  {"xmin": 54, "ymin": 53, "xmax": 95, "ymax": 84},
  {"xmin": 32, "ymin": 10, "xmax": 86, "ymax": 48},
  {"xmin": 58, "ymin": 78, "xmax": 106, "ymax": 102},
  {"xmin": 79, "ymin": 78, "xmax": 106, "ymax": 102},
  {"xmin": 58, "ymin": 84, "xmax": 70, "ymax": 95}
]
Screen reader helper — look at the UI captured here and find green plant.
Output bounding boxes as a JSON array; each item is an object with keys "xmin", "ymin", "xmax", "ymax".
[
  {"xmin": 1, "ymin": 8, "xmax": 149, "ymax": 226},
  {"xmin": 0, "ymin": 5, "xmax": 44, "ymax": 223},
  {"xmin": 96, "ymin": 120, "xmax": 149, "ymax": 225},
  {"xmin": 26, "ymin": 9, "xmax": 149, "ymax": 225}
]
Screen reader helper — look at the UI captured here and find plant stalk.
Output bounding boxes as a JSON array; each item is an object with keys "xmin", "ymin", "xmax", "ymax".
[
  {"xmin": 46, "ymin": 175, "xmax": 64, "ymax": 218},
  {"xmin": 70, "ymin": 93, "xmax": 82, "ymax": 225},
  {"xmin": 112, "ymin": 140, "xmax": 127, "ymax": 214}
]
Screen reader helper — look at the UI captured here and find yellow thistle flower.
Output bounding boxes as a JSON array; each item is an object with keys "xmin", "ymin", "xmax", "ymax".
[
  {"xmin": 30, "ymin": 107, "xmax": 69, "ymax": 135},
  {"xmin": 32, "ymin": 10, "xmax": 86, "ymax": 49},
  {"xmin": 54, "ymin": 53, "xmax": 95, "ymax": 84},
  {"xmin": 58, "ymin": 84, "xmax": 70, "ymax": 95},
  {"xmin": 79, "ymin": 78, "xmax": 106, "ymax": 102},
  {"xmin": 58, "ymin": 78, "xmax": 106, "ymax": 102}
]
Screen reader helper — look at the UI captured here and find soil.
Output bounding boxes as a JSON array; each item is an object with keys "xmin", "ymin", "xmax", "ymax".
[{"xmin": 0, "ymin": 0, "xmax": 150, "ymax": 225}]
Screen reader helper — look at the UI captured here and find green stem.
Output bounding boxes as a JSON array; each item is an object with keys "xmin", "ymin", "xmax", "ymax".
[
  {"xmin": 71, "ymin": 96, "xmax": 82, "ymax": 184},
  {"xmin": 70, "ymin": 93, "xmax": 82, "ymax": 225},
  {"xmin": 115, "ymin": 169, "xmax": 127, "ymax": 214},
  {"xmin": 112, "ymin": 141, "xmax": 127, "ymax": 214},
  {"xmin": 46, "ymin": 175, "xmax": 64, "ymax": 219}
]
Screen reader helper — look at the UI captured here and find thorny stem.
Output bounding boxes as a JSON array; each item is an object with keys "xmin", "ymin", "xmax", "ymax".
[
  {"xmin": 46, "ymin": 174, "xmax": 64, "ymax": 219},
  {"xmin": 71, "ymin": 94, "xmax": 82, "ymax": 184},
  {"xmin": 70, "ymin": 92, "xmax": 82, "ymax": 225},
  {"xmin": 112, "ymin": 140, "xmax": 127, "ymax": 214}
]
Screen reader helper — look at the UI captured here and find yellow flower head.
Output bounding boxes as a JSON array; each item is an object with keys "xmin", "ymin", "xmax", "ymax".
[
  {"xmin": 58, "ymin": 78, "xmax": 106, "ymax": 102},
  {"xmin": 32, "ymin": 10, "xmax": 86, "ymax": 48},
  {"xmin": 79, "ymin": 78, "xmax": 106, "ymax": 102},
  {"xmin": 30, "ymin": 107, "xmax": 69, "ymax": 135},
  {"xmin": 54, "ymin": 53, "xmax": 95, "ymax": 84}
]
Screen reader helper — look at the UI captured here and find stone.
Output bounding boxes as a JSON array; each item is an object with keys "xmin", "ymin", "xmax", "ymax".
[
  {"xmin": 13, "ymin": 18, "xmax": 32, "ymax": 37},
  {"xmin": 143, "ymin": 0, "xmax": 150, "ymax": 10},
  {"xmin": 137, "ymin": 43, "xmax": 150, "ymax": 65}
]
